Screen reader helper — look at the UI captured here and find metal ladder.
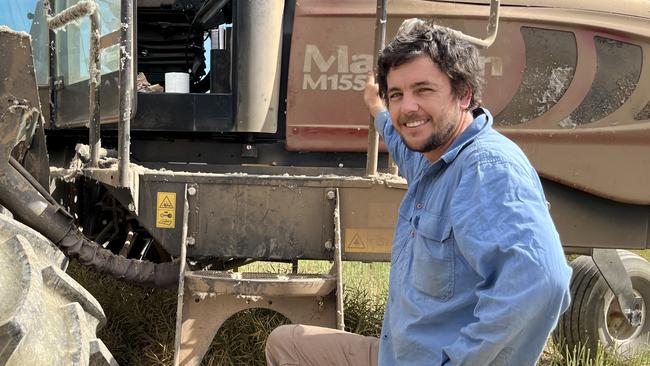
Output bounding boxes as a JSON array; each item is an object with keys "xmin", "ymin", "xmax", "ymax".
[{"xmin": 172, "ymin": 185, "xmax": 345, "ymax": 366}]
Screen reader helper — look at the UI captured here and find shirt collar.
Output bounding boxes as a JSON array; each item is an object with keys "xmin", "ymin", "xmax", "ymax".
[{"xmin": 439, "ymin": 107, "xmax": 492, "ymax": 165}]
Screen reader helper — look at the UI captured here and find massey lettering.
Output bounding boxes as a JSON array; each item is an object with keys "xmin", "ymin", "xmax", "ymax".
[
  {"xmin": 302, "ymin": 45, "xmax": 372, "ymax": 91},
  {"xmin": 301, "ymin": 45, "xmax": 503, "ymax": 91}
]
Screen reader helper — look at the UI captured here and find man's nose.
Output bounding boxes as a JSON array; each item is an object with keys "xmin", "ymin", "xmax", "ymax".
[{"xmin": 400, "ymin": 93, "xmax": 420, "ymax": 114}]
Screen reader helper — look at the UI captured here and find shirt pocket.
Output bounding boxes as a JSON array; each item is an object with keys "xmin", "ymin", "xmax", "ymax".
[{"xmin": 413, "ymin": 213, "xmax": 454, "ymax": 302}]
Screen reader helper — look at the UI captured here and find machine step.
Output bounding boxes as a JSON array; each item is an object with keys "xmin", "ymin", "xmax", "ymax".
[{"xmin": 185, "ymin": 270, "xmax": 337, "ymax": 297}]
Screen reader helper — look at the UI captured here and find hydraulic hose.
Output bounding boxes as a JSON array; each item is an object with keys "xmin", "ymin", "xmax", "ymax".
[
  {"xmin": 58, "ymin": 226, "xmax": 179, "ymax": 288},
  {"xmin": 0, "ymin": 160, "xmax": 179, "ymax": 288}
]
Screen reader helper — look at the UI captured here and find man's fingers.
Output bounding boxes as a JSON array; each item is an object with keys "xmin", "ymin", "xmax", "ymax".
[
  {"xmin": 366, "ymin": 71, "xmax": 376, "ymax": 85},
  {"xmin": 365, "ymin": 72, "xmax": 379, "ymax": 97},
  {"xmin": 364, "ymin": 71, "xmax": 384, "ymax": 117}
]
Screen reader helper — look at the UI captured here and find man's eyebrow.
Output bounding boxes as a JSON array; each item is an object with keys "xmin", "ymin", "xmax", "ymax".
[
  {"xmin": 412, "ymin": 81, "xmax": 437, "ymax": 88},
  {"xmin": 388, "ymin": 81, "xmax": 437, "ymax": 93},
  {"xmin": 387, "ymin": 86, "xmax": 402, "ymax": 94}
]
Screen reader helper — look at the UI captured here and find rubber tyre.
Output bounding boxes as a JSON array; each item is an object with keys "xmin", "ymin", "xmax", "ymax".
[
  {"xmin": 554, "ymin": 250, "xmax": 650, "ymax": 356},
  {"xmin": 0, "ymin": 214, "xmax": 118, "ymax": 365}
]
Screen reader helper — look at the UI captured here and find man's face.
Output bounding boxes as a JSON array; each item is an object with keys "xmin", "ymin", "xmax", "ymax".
[{"xmin": 386, "ymin": 55, "xmax": 468, "ymax": 153}]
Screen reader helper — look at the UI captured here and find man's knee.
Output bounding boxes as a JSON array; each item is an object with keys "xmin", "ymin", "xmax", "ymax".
[
  {"xmin": 265, "ymin": 324, "xmax": 299, "ymax": 366},
  {"xmin": 267, "ymin": 324, "xmax": 297, "ymax": 349}
]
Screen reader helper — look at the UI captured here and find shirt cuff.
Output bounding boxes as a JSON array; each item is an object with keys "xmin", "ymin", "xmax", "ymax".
[{"xmin": 374, "ymin": 109, "xmax": 390, "ymax": 136}]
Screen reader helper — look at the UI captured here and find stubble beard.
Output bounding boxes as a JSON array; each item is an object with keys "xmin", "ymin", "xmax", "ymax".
[{"xmin": 401, "ymin": 119, "xmax": 456, "ymax": 153}]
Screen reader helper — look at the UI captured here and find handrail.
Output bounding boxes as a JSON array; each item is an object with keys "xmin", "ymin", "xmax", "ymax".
[
  {"xmin": 366, "ymin": 0, "xmax": 387, "ymax": 177},
  {"xmin": 43, "ymin": 0, "xmax": 101, "ymax": 167},
  {"xmin": 118, "ymin": 0, "xmax": 133, "ymax": 188},
  {"xmin": 457, "ymin": 0, "xmax": 501, "ymax": 48}
]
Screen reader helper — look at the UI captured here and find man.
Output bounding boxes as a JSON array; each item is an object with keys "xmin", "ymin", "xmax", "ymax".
[{"xmin": 266, "ymin": 20, "xmax": 571, "ymax": 366}]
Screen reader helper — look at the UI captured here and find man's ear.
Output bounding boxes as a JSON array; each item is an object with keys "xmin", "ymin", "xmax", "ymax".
[{"xmin": 459, "ymin": 85, "xmax": 472, "ymax": 110}]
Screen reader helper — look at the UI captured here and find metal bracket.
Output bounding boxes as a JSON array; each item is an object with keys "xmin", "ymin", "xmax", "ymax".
[
  {"xmin": 241, "ymin": 143, "xmax": 258, "ymax": 158},
  {"xmin": 52, "ymin": 76, "xmax": 65, "ymax": 91},
  {"xmin": 592, "ymin": 249, "xmax": 643, "ymax": 327}
]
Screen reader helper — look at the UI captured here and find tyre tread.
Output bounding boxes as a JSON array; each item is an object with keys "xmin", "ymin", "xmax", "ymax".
[
  {"xmin": 0, "ymin": 217, "xmax": 117, "ymax": 365},
  {"xmin": 554, "ymin": 251, "xmax": 650, "ymax": 357}
]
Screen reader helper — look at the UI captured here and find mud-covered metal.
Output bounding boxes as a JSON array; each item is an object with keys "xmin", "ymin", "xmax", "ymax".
[
  {"xmin": 0, "ymin": 158, "xmax": 179, "ymax": 287},
  {"xmin": 186, "ymin": 272, "xmax": 336, "ymax": 297},
  {"xmin": 178, "ymin": 271, "xmax": 337, "ymax": 365},
  {"xmin": 43, "ymin": 0, "xmax": 102, "ymax": 167},
  {"xmin": 0, "ymin": 214, "xmax": 118, "ymax": 365},
  {"xmin": 0, "ymin": 28, "xmax": 178, "ymax": 288},
  {"xmin": 0, "ymin": 162, "xmax": 73, "ymax": 244},
  {"xmin": 568, "ymin": 37, "xmax": 642, "ymax": 126},
  {"xmin": 135, "ymin": 168, "xmax": 404, "ymax": 262},
  {"xmin": 118, "ymin": 0, "xmax": 134, "ymax": 188},
  {"xmin": 592, "ymin": 249, "xmax": 643, "ymax": 327},
  {"xmin": 0, "ymin": 27, "xmax": 41, "ymax": 162},
  {"xmin": 172, "ymin": 180, "xmax": 341, "ymax": 364},
  {"xmin": 494, "ymin": 27, "xmax": 576, "ymax": 126},
  {"xmin": 173, "ymin": 185, "xmax": 190, "ymax": 366},
  {"xmin": 332, "ymin": 188, "xmax": 345, "ymax": 331}
]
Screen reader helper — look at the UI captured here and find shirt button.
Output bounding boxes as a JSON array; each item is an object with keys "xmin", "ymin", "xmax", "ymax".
[
  {"xmin": 416, "ymin": 203, "xmax": 423, "ymax": 209},
  {"xmin": 410, "ymin": 231, "xmax": 415, "ymax": 238}
]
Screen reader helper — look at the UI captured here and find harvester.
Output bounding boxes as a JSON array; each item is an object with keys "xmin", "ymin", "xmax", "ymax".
[{"xmin": 0, "ymin": 0, "xmax": 649, "ymax": 364}]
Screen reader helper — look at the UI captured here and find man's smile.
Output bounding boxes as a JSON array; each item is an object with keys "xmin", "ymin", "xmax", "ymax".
[{"xmin": 404, "ymin": 118, "xmax": 430, "ymax": 128}]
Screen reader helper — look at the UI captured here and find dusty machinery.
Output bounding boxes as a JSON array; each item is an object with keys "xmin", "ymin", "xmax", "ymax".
[{"xmin": 1, "ymin": 0, "xmax": 649, "ymax": 364}]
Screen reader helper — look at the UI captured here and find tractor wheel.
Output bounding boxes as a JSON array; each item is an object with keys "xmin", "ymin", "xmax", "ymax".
[
  {"xmin": 554, "ymin": 250, "xmax": 650, "ymax": 356},
  {"xmin": 0, "ymin": 213, "xmax": 117, "ymax": 365}
]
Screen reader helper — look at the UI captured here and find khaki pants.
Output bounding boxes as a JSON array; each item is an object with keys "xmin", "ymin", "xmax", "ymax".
[{"xmin": 265, "ymin": 324, "xmax": 380, "ymax": 366}]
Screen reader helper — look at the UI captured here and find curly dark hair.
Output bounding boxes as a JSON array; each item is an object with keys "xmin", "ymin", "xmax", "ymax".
[{"xmin": 377, "ymin": 19, "xmax": 482, "ymax": 111}]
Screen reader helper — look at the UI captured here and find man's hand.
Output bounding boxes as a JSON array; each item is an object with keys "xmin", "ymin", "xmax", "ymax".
[{"xmin": 364, "ymin": 72, "xmax": 385, "ymax": 118}]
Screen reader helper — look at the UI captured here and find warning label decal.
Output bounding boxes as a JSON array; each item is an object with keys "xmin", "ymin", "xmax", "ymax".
[
  {"xmin": 156, "ymin": 192, "xmax": 176, "ymax": 229},
  {"xmin": 347, "ymin": 234, "xmax": 367, "ymax": 250},
  {"xmin": 344, "ymin": 228, "xmax": 393, "ymax": 254}
]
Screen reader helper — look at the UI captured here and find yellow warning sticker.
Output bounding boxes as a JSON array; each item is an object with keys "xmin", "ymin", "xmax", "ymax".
[
  {"xmin": 344, "ymin": 228, "xmax": 393, "ymax": 254},
  {"xmin": 156, "ymin": 192, "xmax": 176, "ymax": 229}
]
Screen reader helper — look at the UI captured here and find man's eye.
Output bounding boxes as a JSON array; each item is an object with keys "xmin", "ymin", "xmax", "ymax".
[
  {"xmin": 418, "ymin": 88, "xmax": 434, "ymax": 94},
  {"xmin": 389, "ymin": 93, "xmax": 402, "ymax": 100}
]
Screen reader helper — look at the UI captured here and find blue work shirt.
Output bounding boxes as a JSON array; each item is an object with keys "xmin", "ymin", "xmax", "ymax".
[{"xmin": 376, "ymin": 108, "xmax": 572, "ymax": 366}]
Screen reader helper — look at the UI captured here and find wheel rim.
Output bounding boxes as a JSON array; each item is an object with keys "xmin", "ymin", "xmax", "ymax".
[
  {"xmin": 600, "ymin": 272, "xmax": 650, "ymax": 353},
  {"xmin": 604, "ymin": 290, "xmax": 645, "ymax": 342}
]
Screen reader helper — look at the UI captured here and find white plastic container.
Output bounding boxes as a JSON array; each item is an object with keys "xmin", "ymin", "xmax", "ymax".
[{"xmin": 165, "ymin": 72, "xmax": 190, "ymax": 93}]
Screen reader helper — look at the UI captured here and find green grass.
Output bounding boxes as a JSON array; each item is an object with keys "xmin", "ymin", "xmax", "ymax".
[
  {"xmin": 541, "ymin": 341, "xmax": 650, "ymax": 366},
  {"xmin": 68, "ymin": 259, "xmax": 650, "ymax": 366},
  {"xmin": 68, "ymin": 260, "xmax": 389, "ymax": 365}
]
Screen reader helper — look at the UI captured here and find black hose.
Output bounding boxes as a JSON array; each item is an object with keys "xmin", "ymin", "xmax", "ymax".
[
  {"xmin": 0, "ymin": 160, "xmax": 179, "ymax": 288},
  {"xmin": 58, "ymin": 226, "xmax": 179, "ymax": 288},
  {"xmin": 9, "ymin": 156, "xmax": 59, "ymax": 208}
]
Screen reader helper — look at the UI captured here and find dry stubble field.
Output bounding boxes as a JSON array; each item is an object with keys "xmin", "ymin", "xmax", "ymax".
[{"xmin": 70, "ymin": 255, "xmax": 650, "ymax": 365}]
